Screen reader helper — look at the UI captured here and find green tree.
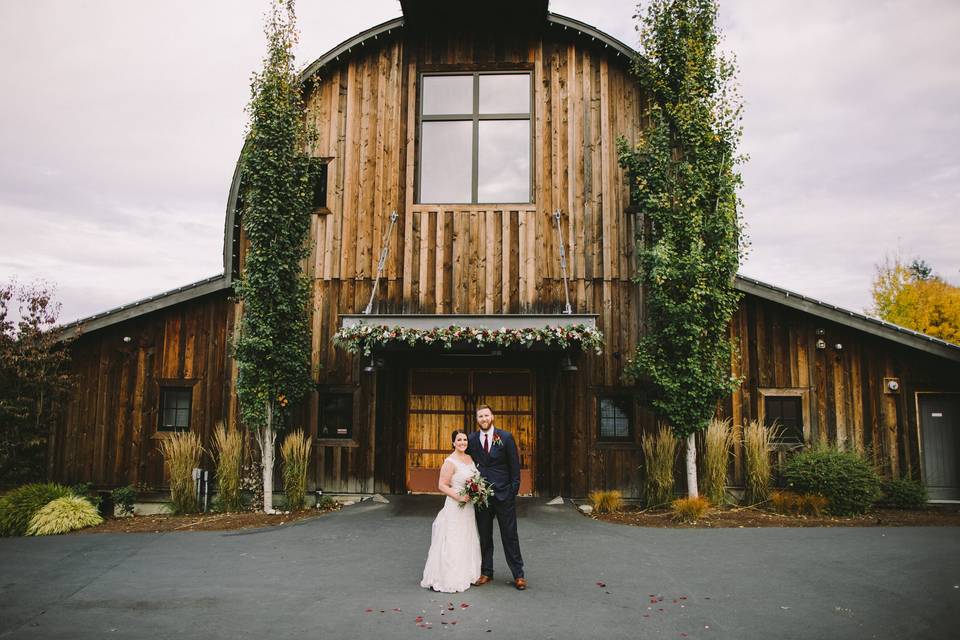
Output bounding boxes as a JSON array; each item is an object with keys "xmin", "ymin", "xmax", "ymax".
[
  {"xmin": 233, "ymin": 0, "xmax": 314, "ymax": 512},
  {"xmin": 871, "ymin": 254, "xmax": 960, "ymax": 345},
  {"xmin": 618, "ymin": 0, "xmax": 745, "ymax": 498},
  {"xmin": 0, "ymin": 281, "xmax": 73, "ymax": 485}
]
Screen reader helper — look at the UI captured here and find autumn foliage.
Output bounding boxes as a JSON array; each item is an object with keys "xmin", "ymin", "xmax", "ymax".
[{"xmin": 870, "ymin": 255, "xmax": 960, "ymax": 345}]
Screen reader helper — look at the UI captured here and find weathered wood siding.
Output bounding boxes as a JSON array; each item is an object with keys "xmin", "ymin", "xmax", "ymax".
[
  {"xmin": 50, "ymin": 293, "xmax": 235, "ymax": 488},
  {"xmin": 297, "ymin": 28, "xmax": 646, "ymax": 493}
]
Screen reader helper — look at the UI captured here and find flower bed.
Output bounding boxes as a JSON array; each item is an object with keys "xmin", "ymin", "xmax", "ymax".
[{"xmin": 333, "ymin": 324, "xmax": 604, "ymax": 356}]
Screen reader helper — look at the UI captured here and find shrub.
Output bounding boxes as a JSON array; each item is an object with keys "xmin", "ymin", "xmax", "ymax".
[
  {"xmin": 670, "ymin": 496, "xmax": 711, "ymax": 522},
  {"xmin": 27, "ymin": 496, "xmax": 103, "ymax": 535},
  {"xmin": 588, "ymin": 490, "xmax": 624, "ymax": 514},
  {"xmin": 701, "ymin": 418, "xmax": 733, "ymax": 505},
  {"xmin": 0, "ymin": 483, "xmax": 75, "ymax": 536},
  {"xmin": 641, "ymin": 426, "xmax": 678, "ymax": 507},
  {"xmin": 880, "ymin": 478, "xmax": 927, "ymax": 509},
  {"xmin": 743, "ymin": 420, "xmax": 777, "ymax": 503},
  {"xmin": 111, "ymin": 485, "xmax": 137, "ymax": 516},
  {"xmin": 316, "ymin": 495, "xmax": 339, "ymax": 511},
  {"xmin": 212, "ymin": 423, "xmax": 244, "ymax": 512},
  {"xmin": 158, "ymin": 431, "xmax": 203, "ymax": 514},
  {"xmin": 781, "ymin": 447, "xmax": 881, "ymax": 516},
  {"xmin": 281, "ymin": 429, "xmax": 311, "ymax": 511}
]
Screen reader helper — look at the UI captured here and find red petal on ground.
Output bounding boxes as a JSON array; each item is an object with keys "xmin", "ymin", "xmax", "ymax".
[
  {"xmin": 596, "ymin": 582, "xmax": 606, "ymax": 587},
  {"xmin": 460, "ymin": 603, "xmax": 470, "ymax": 608},
  {"xmin": 393, "ymin": 608, "xmax": 402, "ymax": 612},
  {"xmin": 415, "ymin": 616, "xmax": 424, "ymax": 622},
  {"xmin": 365, "ymin": 608, "xmax": 374, "ymax": 613}
]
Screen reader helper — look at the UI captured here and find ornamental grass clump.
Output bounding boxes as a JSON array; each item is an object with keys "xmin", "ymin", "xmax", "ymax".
[
  {"xmin": 26, "ymin": 496, "xmax": 102, "ymax": 535},
  {"xmin": 588, "ymin": 490, "xmax": 624, "ymax": 514},
  {"xmin": 781, "ymin": 446, "xmax": 881, "ymax": 516},
  {"xmin": 701, "ymin": 418, "xmax": 733, "ymax": 505},
  {"xmin": 642, "ymin": 426, "xmax": 678, "ymax": 507},
  {"xmin": 743, "ymin": 420, "xmax": 777, "ymax": 503},
  {"xmin": 212, "ymin": 423, "xmax": 244, "ymax": 512},
  {"xmin": 281, "ymin": 429, "xmax": 311, "ymax": 511},
  {"xmin": 0, "ymin": 482, "xmax": 75, "ymax": 536},
  {"xmin": 770, "ymin": 490, "xmax": 829, "ymax": 516},
  {"xmin": 670, "ymin": 496, "xmax": 711, "ymax": 523},
  {"xmin": 158, "ymin": 431, "xmax": 203, "ymax": 514}
]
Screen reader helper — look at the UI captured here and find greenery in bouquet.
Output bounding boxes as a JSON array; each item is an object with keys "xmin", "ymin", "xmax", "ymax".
[{"xmin": 458, "ymin": 473, "xmax": 494, "ymax": 509}]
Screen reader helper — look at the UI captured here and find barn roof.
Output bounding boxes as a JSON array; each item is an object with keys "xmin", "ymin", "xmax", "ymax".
[{"xmin": 57, "ymin": 271, "xmax": 960, "ymax": 363}]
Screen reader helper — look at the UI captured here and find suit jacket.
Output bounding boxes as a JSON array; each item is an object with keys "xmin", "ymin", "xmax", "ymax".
[{"xmin": 468, "ymin": 427, "xmax": 521, "ymax": 501}]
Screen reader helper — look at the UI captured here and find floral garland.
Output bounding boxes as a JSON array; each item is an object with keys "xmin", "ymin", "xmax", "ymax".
[{"xmin": 333, "ymin": 323, "xmax": 604, "ymax": 357}]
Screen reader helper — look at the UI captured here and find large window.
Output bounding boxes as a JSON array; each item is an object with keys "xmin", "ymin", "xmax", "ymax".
[
  {"xmin": 598, "ymin": 395, "xmax": 633, "ymax": 442},
  {"xmin": 158, "ymin": 387, "xmax": 192, "ymax": 432},
  {"xmin": 418, "ymin": 72, "xmax": 531, "ymax": 204}
]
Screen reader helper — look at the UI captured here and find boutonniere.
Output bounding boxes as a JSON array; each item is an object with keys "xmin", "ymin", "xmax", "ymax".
[{"xmin": 492, "ymin": 433, "xmax": 504, "ymax": 448}]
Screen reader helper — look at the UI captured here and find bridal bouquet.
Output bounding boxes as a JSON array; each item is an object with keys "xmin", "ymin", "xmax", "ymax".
[{"xmin": 458, "ymin": 473, "xmax": 493, "ymax": 509}]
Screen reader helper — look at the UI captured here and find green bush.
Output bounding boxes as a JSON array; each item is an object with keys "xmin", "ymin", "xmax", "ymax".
[
  {"xmin": 781, "ymin": 447, "xmax": 881, "ymax": 516},
  {"xmin": 111, "ymin": 485, "xmax": 137, "ymax": 516},
  {"xmin": 879, "ymin": 478, "xmax": 927, "ymax": 509},
  {"xmin": 27, "ymin": 496, "xmax": 103, "ymax": 535},
  {"xmin": 0, "ymin": 483, "xmax": 75, "ymax": 536}
]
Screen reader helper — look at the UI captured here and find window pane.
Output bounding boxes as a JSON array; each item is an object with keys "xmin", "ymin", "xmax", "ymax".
[
  {"xmin": 478, "ymin": 120, "xmax": 529, "ymax": 202},
  {"xmin": 599, "ymin": 397, "xmax": 631, "ymax": 439},
  {"xmin": 479, "ymin": 74, "xmax": 529, "ymax": 114},
  {"xmin": 422, "ymin": 75, "xmax": 473, "ymax": 115},
  {"xmin": 319, "ymin": 393, "xmax": 353, "ymax": 439},
  {"xmin": 420, "ymin": 121, "xmax": 472, "ymax": 203}
]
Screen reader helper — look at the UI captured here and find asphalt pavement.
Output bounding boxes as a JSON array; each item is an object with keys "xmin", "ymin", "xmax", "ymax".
[{"xmin": 1, "ymin": 496, "xmax": 958, "ymax": 639}]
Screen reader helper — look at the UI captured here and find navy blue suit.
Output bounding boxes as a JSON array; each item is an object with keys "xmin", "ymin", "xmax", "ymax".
[{"xmin": 467, "ymin": 428, "xmax": 524, "ymax": 580}]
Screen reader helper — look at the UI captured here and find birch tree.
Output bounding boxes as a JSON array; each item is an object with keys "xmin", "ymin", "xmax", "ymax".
[{"xmin": 618, "ymin": 0, "xmax": 745, "ymax": 498}]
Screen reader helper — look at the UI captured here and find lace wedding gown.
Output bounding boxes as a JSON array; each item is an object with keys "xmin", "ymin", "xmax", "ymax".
[{"xmin": 420, "ymin": 456, "xmax": 482, "ymax": 593}]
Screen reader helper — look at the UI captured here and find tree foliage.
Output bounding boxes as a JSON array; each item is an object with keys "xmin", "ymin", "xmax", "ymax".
[
  {"xmin": 0, "ymin": 282, "xmax": 73, "ymax": 485},
  {"xmin": 233, "ymin": 0, "xmax": 314, "ymax": 510},
  {"xmin": 617, "ymin": 0, "xmax": 745, "ymax": 440},
  {"xmin": 870, "ymin": 254, "xmax": 960, "ymax": 345}
]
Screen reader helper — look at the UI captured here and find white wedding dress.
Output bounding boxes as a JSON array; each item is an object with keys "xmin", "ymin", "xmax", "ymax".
[{"xmin": 420, "ymin": 456, "xmax": 482, "ymax": 593}]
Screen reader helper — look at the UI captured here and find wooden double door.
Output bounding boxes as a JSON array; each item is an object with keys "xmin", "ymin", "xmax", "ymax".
[{"xmin": 406, "ymin": 368, "xmax": 535, "ymax": 494}]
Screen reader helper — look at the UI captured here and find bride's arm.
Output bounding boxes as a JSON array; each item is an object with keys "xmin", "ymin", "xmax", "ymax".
[{"xmin": 437, "ymin": 461, "xmax": 467, "ymax": 502}]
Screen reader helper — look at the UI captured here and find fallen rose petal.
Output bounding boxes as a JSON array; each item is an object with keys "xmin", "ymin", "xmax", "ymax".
[
  {"xmin": 460, "ymin": 603, "xmax": 470, "ymax": 609},
  {"xmin": 596, "ymin": 581, "xmax": 606, "ymax": 587},
  {"xmin": 365, "ymin": 609, "xmax": 374, "ymax": 613}
]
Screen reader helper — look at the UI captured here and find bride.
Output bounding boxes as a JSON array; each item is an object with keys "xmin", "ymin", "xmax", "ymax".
[{"xmin": 420, "ymin": 429, "xmax": 482, "ymax": 593}]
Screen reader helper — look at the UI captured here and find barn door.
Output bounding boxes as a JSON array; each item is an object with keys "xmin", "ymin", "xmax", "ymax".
[
  {"xmin": 406, "ymin": 369, "xmax": 535, "ymax": 494},
  {"xmin": 920, "ymin": 394, "xmax": 960, "ymax": 500}
]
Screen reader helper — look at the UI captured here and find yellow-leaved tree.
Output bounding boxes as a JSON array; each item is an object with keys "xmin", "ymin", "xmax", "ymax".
[{"xmin": 870, "ymin": 255, "xmax": 960, "ymax": 345}]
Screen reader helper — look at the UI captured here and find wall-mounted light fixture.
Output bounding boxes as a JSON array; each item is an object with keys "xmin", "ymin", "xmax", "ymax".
[
  {"xmin": 816, "ymin": 339, "xmax": 826, "ymax": 350},
  {"xmin": 122, "ymin": 336, "xmax": 132, "ymax": 343},
  {"xmin": 884, "ymin": 377, "xmax": 900, "ymax": 394},
  {"xmin": 834, "ymin": 343, "xmax": 843, "ymax": 351}
]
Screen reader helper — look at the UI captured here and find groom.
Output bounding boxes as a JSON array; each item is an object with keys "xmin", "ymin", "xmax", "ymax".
[{"xmin": 467, "ymin": 404, "xmax": 526, "ymax": 590}]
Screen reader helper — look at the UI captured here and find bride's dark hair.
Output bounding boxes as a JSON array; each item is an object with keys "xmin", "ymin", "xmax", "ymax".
[{"xmin": 451, "ymin": 429, "xmax": 468, "ymax": 444}]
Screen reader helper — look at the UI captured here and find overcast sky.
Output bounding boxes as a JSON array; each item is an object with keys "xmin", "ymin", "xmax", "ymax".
[{"xmin": 1, "ymin": 0, "xmax": 957, "ymax": 324}]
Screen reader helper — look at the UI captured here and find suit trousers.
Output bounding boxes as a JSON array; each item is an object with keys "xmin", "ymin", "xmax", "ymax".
[{"xmin": 476, "ymin": 494, "xmax": 524, "ymax": 580}]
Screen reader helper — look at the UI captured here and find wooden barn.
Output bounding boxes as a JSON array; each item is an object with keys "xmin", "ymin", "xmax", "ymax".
[{"xmin": 53, "ymin": 2, "xmax": 960, "ymax": 501}]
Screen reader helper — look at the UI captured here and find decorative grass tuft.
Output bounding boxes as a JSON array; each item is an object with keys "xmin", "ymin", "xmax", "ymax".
[
  {"xmin": 796, "ymin": 493, "xmax": 829, "ymax": 517},
  {"xmin": 27, "ymin": 496, "xmax": 103, "ymax": 535},
  {"xmin": 588, "ymin": 490, "xmax": 624, "ymax": 514},
  {"xmin": 158, "ymin": 431, "xmax": 204, "ymax": 514},
  {"xmin": 212, "ymin": 423, "xmax": 244, "ymax": 512},
  {"xmin": 641, "ymin": 426, "xmax": 678, "ymax": 507},
  {"xmin": 701, "ymin": 418, "xmax": 733, "ymax": 505},
  {"xmin": 670, "ymin": 496, "xmax": 711, "ymax": 523},
  {"xmin": 743, "ymin": 420, "xmax": 777, "ymax": 503},
  {"xmin": 0, "ymin": 483, "xmax": 75, "ymax": 536},
  {"xmin": 770, "ymin": 489, "xmax": 799, "ymax": 514},
  {"xmin": 281, "ymin": 429, "xmax": 312, "ymax": 511}
]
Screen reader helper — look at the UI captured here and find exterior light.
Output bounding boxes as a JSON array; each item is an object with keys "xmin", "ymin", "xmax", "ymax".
[
  {"xmin": 561, "ymin": 355, "xmax": 578, "ymax": 372},
  {"xmin": 816, "ymin": 339, "xmax": 826, "ymax": 350}
]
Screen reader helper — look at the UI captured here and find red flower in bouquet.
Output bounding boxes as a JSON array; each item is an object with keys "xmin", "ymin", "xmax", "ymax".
[{"xmin": 458, "ymin": 473, "xmax": 493, "ymax": 509}]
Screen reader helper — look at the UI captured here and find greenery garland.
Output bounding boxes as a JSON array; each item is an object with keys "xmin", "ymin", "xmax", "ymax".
[{"xmin": 333, "ymin": 324, "xmax": 604, "ymax": 357}]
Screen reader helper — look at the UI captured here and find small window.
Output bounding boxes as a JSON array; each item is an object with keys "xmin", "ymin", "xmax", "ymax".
[
  {"xmin": 418, "ymin": 72, "xmax": 531, "ymax": 204},
  {"xmin": 159, "ymin": 387, "xmax": 192, "ymax": 432},
  {"xmin": 764, "ymin": 396, "xmax": 804, "ymax": 443},
  {"xmin": 598, "ymin": 395, "xmax": 633, "ymax": 441},
  {"xmin": 319, "ymin": 393, "xmax": 353, "ymax": 439},
  {"xmin": 309, "ymin": 158, "xmax": 329, "ymax": 210}
]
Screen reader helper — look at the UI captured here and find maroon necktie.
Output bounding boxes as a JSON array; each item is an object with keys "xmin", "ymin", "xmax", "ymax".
[{"xmin": 484, "ymin": 434, "xmax": 490, "ymax": 453}]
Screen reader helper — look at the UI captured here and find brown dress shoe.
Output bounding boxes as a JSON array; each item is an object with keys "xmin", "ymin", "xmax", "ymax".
[
  {"xmin": 472, "ymin": 575, "xmax": 492, "ymax": 586},
  {"xmin": 513, "ymin": 578, "xmax": 527, "ymax": 590}
]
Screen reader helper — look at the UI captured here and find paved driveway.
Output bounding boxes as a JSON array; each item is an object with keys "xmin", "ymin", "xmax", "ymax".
[{"xmin": 1, "ymin": 497, "xmax": 958, "ymax": 639}]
